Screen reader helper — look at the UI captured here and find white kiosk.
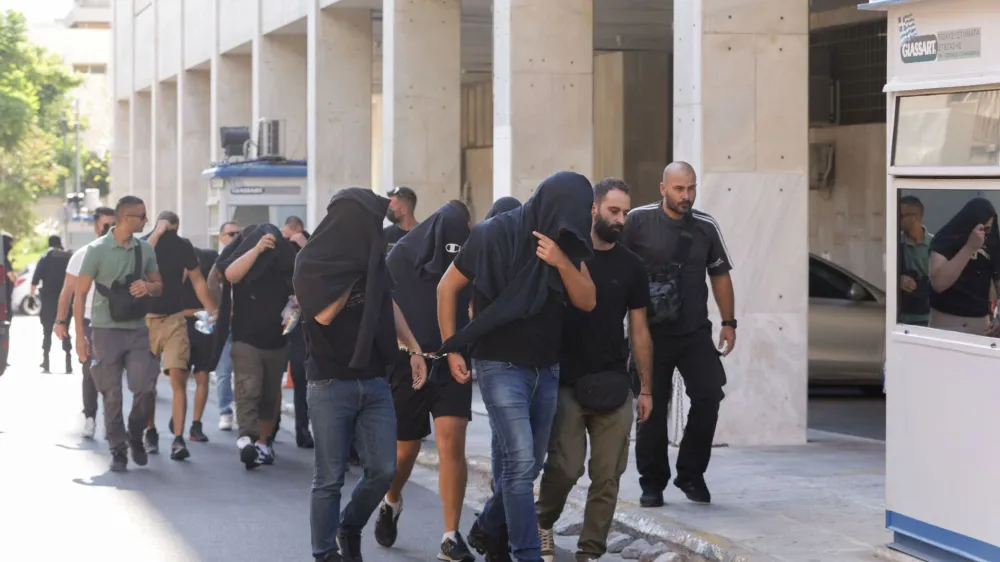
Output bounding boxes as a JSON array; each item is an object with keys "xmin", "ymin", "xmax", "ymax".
[
  {"xmin": 863, "ymin": 0, "xmax": 1000, "ymax": 560},
  {"xmin": 202, "ymin": 160, "xmax": 307, "ymax": 248}
]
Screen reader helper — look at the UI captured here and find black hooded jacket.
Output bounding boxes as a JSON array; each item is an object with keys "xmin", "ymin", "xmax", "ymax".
[
  {"xmin": 387, "ymin": 201, "xmax": 471, "ymax": 351},
  {"xmin": 440, "ymin": 171, "xmax": 594, "ymax": 364},
  {"xmin": 485, "ymin": 196, "xmax": 522, "ymax": 219},
  {"xmin": 293, "ymin": 188, "xmax": 397, "ymax": 379},
  {"xmin": 929, "ymin": 197, "xmax": 1000, "ymax": 318},
  {"xmin": 211, "ymin": 223, "xmax": 295, "ymax": 360}
]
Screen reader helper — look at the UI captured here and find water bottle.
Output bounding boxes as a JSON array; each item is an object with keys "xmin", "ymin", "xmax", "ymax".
[
  {"xmin": 194, "ymin": 310, "xmax": 215, "ymax": 335},
  {"xmin": 282, "ymin": 298, "xmax": 301, "ymax": 336}
]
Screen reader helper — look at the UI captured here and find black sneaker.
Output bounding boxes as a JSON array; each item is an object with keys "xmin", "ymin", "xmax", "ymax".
[
  {"xmin": 640, "ymin": 490, "xmax": 664, "ymax": 508},
  {"xmin": 256, "ymin": 442, "xmax": 275, "ymax": 465},
  {"xmin": 189, "ymin": 421, "xmax": 208, "ymax": 443},
  {"xmin": 297, "ymin": 428, "xmax": 315, "ymax": 449},
  {"xmin": 110, "ymin": 451, "xmax": 128, "ymax": 472},
  {"xmin": 317, "ymin": 552, "xmax": 343, "ymax": 562},
  {"xmin": 336, "ymin": 533, "xmax": 363, "ymax": 562},
  {"xmin": 439, "ymin": 532, "xmax": 476, "ymax": 562},
  {"xmin": 144, "ymin": 427, "xmax": 159, "ymax": 455},
  {"xmin": 674, "ymin": 477, "xmax": 711, "ymax": 504},
  {"xmin": 239, "ymin": 436, "xmax": 260, "ymax": 470},
  {"xmin": 170, "ymin": 436, "xmax": 190, "ymax": 461},
  {"xmin": 468, "ymin": 520, "xmax": 512, "ymax": 562},
  {"xmin": 374, "ymin": 499, "xmax": 401, "ymax": 547},
  {"xmin": 129, "ymin": 437, "xmax": 148, "ymax": 467}
]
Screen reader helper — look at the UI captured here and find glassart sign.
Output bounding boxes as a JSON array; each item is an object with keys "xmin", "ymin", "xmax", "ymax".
[{"xmin": 898, "ymin": 13, "xmax": 981, "ymax": 64}]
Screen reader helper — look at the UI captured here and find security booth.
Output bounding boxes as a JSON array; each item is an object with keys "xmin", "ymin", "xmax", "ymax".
[
  {"xmin": 202, "ymin": 160, "xmax": 307, "ymax": 249},
  {"xmin": 864, "ymin": 0, "xmax": 1000, "ymax": 560}
]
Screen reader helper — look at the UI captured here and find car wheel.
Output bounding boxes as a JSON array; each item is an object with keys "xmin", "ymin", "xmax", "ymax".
[{"xmin": 19, "ymin": 296, "xmax": 40, "ymax": 316}]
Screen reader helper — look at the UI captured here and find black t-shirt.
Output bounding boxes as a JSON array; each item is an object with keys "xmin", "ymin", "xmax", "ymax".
[
  {"xmin": 383, "ymin": 224, "xmax": 409, "ymax": 254},
  {"xmin": 149, "ymin": 237, "xmax": 199, "ymax": 316},
  {"xmin": 453, "ymin": 241, "xmax": 565, "ymax": 369},
  {"xmin": 622, "ymin": 205, "xmax": 733, "ymax": 336},
  {"xmin": 304, "ymin": 280, "xmax": 386, "ymax": 381},
  {"xmin": 231, "ymin": 269, "xmax": 292, "ymax": 350},
  {"xmin": 929, "ymin": 246, "xmax": 997, "ymax": 318},
  {"xmin": 560, "ymin": 244, "xmax": 650, "ymax": 386}
]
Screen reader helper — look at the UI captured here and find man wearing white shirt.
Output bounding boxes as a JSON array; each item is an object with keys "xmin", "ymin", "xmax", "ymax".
[{"xmin": 54, "ymin": 207, "xmax": 116, "ymax": 438}]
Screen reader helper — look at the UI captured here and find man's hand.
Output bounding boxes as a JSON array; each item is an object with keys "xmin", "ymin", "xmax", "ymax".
[
  {"xmin": 129, "ymin": 279, "xmax": 150, "ymax": 298},
  {"xmin": 965, "ymin": 224, "xmax": 987, "ymax": 252},
  {"xmin": 988, "ymin": 316, "xmax": 1000, "ymax": 338},
  {"xmin": 256, "ymin": 233, "xmax": 276, "ymax": 253},
  {"xmin": 448, "ymin": 353, "xmax": 470, "ymax": 384},
  {"xmin": 637, "ymin": 392, "xmax": 652, "ymax": 423},
  {"xmin": 154, "ymin": 219, "xmax": 171, "ymax": 236},
  {"xmin": 289, "ymin": 232, "xmax": 308, "ymax": 248},
  {"xmin": 54, "ymin": 323, "xmax": 68, "ymax": 341},
  {"xmin": 718, "ymin": 326, "xmax": 736, "ymax": 356},
  {"xmin": 76, "ymin": 334, "xmax": 89, "ymax": 364},
  {"xmin": 900, "ymin": 275, "xmax": 917, "ymax": 293},
  {"xmin": 533, "ymin": 231, "xmax": 571, "ymax": 269},
  {"xmin": 410, "ymin": 355, "xmax": 428, "ymax": 390}
]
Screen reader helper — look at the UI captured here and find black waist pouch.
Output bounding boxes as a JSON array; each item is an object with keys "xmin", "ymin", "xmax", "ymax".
[
  {"xmin": 574, "ymin": 370, "xmax": 631, "ymax": 412},
  {"xmin": 94, "ymin": 242, "xmax": 148, "ymax": 322},
  {"xmin": 647, "ymin": 228, "xmax": 693, "ymax": 326}
]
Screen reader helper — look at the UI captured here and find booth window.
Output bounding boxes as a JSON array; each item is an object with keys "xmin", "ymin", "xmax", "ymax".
[{"xmin": 893, "ymin": 90, "xmax": 1000, "ymax": 167}]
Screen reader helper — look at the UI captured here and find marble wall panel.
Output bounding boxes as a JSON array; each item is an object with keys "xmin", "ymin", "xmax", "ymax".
[
  {"xmin": 702, "ymin": 0, "xmax": 808, "ymax": 35},
  {"xmin": 701, "ymin": 33, "xmax": 756, "ymax": 172},
  {"xmin": 755, "ymin": 33, "xmax": 808, "ymax": 172}
]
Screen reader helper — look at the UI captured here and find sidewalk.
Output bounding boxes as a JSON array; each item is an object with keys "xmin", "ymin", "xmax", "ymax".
[{"xmin": 413, "ymin": 385, "xmax": 889, "ymax": 562}]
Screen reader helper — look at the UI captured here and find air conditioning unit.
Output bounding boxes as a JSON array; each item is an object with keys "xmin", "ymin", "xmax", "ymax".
[
  {"xmin": 809, "ymin": 142, "xmax": 836, "ymax": 190},
  {"xmin": 257, "ymin": 118, "xmax": 282, "ymax": 160}
]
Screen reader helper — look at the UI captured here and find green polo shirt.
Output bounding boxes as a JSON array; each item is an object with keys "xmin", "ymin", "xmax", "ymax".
[
  {"xmin": 80, "ymin": 228, "xmax": 159, "ymax": 329},
  {"xmin": 901, "ymin": 228, "xmax": 933, "ymax": 324}
]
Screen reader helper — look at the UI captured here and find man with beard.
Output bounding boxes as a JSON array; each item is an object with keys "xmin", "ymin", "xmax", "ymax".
[
  {"xmin": 55, "ymin": 206, "xmax": 116, "ymax": 438},
  {"xmin": 294, "ymin": 188, "xmax": 426, "ymax": 562},
  {"xmin": 384, "ymin": 186, "xmax": 419, "ymax": 252},
  {"xmin": 621, "ymin": 161, "xmax": 736, "ymax": 506},
  {"xmin": 30, "ymin": 235, "xmax": 73, "ymax": 374},
  {"xmin": 437, "ymin": 171, "xmax": 596, "ymax": 562},
  {"xmin": 535, "ymin": 179, "xmax": 654, "ymax": 562},
  {"xmin": 74, "ymin": 196, "xmax": 163, "ymax": 472},
  {"xmin": 374, "ymin": 200, "xmax": 476, "ymax": 562}
]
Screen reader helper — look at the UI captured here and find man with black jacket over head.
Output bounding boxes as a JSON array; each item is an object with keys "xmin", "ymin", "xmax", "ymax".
[{"xmin": 621, "ymin": 162, "xmax": 736, "ymax": 507}]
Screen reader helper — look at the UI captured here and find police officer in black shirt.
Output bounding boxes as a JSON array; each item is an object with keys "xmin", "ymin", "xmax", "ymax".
[
  {"xmin": 30, "ymin": 235, "xmax": 73, "ymax": 374},
  {"xmin": 621, "ymin": 161, "xmax": 736, "ymax": 506}
]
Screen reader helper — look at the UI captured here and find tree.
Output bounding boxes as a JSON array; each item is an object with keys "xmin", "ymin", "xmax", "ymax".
[{"xmin": 0, "ymin": 11, "xmax": 81, "ymax": 239}]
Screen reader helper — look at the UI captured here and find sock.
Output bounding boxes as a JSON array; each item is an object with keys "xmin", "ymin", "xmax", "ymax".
[
  {"xmin": 443, "ymin": 531, "xmax": 457, "ymax": 543},
  {"xmin": 385, "ymin": 496, "xmax": 401, "ymax": 513}
]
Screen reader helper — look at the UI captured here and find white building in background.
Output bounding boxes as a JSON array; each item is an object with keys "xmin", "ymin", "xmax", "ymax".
[{"xmin": 28, "ymin": 0, "xmax": 112, "ymax": 156}]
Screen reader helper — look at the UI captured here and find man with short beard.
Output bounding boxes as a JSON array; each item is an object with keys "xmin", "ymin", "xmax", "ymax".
[
  {"xmin": 622, "ymin": 161, "xmax": 736, "ymax": 506},
  {"xmin": 535, "ymin": 178, "xmax": 654, "ymax": 562},
  {"xmin": 384, "ymin": 186, "xmax": 419, "ymax": 252}
]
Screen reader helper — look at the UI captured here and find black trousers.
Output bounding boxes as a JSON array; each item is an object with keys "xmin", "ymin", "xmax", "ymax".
[
  {"xmin": 634, "ymin": 326, "xmax": 726, "ymax": 492},
  {"xmin": 288, "ymin": 325, "xmax": 309, "ymax": 434},
  {"xmin": 39, "ymin": 296, "xmax": 71, "ymax": 357}
]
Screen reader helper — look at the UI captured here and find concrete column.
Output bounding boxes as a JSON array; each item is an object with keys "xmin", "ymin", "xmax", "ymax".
[
  {"xmin": 253, "ymin": 35, "xmax": 308, "ymax": 160},
  {"xmin": 671, "ymin": 0, "xmax": 809, "ymax": 446},
  {"xmin": 110, "ymin": 100, "xmax": 131, "ymax": 202},
  {"xmin": 152, "ymin": 82, "xmax": 178, "ymax": 222},
  {"xmin": 210, "ymin": 54, "xmax": 253, "ymax": 162},
  {"xmin": 130, "ymin": 92, "xmax": 152, "ymax": 206},
  {"xmin": 382, "ymin": 0, "xmax": 461, "ymax": 218},
  {"xmin": 492, "ymin": 0, "xmax": 594, "ymax": 200},
  {"xmin": 178, "ymin": 70, "xmax": 212, "ymax": 247},
  {"xmin": 306, "ymin": 5, "xmax": 372, "ymax": 229}
]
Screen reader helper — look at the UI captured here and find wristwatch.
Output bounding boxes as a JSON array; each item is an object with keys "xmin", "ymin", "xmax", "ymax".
[
  {"xmin": 56, "ymin": 319, "xmax": 70, "ymax": 326},
  {"xmin": 721, "ymin": 319, "xmax": 738, "ymax": 329}
]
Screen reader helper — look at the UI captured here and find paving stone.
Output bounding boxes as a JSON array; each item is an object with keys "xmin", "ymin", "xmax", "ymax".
[
  {"xmin": 621, "ymin": 539, "xmax": 652, "ymax": 560},
  {"xmin": 555, "ymin": 514, "xmax": 585, "ymax": 536},
  {"xmin": 653, "ymin": 553, "xmax": 681, "ymax": 562},
  {"xmin": 606, "ymin": 532, "xmax": 633, "ymax": 554},
  {"xmin": 639, "ymin": 543, "xmax": 670, "ymax": 562}
]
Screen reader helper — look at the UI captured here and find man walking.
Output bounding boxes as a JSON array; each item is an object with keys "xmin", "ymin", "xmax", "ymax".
[
  {"xmin": 621, "ymin": 161, "xmax": 736, "ymax": 506},
  {"xmin": 279, "ymin": 216, "xmax": 313, "ymax": 448},
  {"xmin": 294, "ymin": 188, "xmax": 426, "ymax": 562},
  {"xmin": 212, "ymin": 221, "xmax": 240, "ymax": 430},
  {"xmin": 437, "ymin": 171, "xmax": 597, "ymax": 562},
  {"xmin": 73, "ymin": 196, "xmax": 163, "ymax": 472},
  {"xmin": 55, "ymin": 206, "xmax": 116, "ymax": 438},
  {"xmin": 535, "ymin": 179, "xmax": 654, "ymax": 562},
  {"xmin": 181, "ymin": 246, "xmax": 220, "ymax": 447},
  {"xmin": 384, "ymin": 186, "xmax": 419, "ymax": 252},
  {"xmin": 31, "ymin": 235, "xmax": 73, "ymax": 374},
  {"xmin": 899, "ymin": 195, "xmax": 933, "ymax": 326},
  {"xmin": 376, "ymin": 200, "xmax": 475, "ymax": 561},
  {"xmin": 143, "ymin": 211, "xmax": 218, "ymax": 460}
]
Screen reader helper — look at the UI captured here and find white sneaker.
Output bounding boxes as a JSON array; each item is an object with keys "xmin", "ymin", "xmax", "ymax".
[
  {"xmin": 83, "ymin": 417, "xmax": 96, "ymax": 439},
  {"xmin": 539, "ymin": 525, "xmax": 555, "ymax": 562},
  {"xmin": 219, "ymin": 413, "xmax": 233, "ymax": 431}
]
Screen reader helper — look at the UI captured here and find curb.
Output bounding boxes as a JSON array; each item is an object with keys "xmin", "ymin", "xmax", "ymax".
[{"xmin": 414, "ymin": 449, "xmax": 756, "ymax": 562}]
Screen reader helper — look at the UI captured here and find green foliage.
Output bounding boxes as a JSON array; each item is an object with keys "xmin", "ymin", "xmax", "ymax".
[
  {"xmin": 9, "ymin": 230, "xmax": 48, "ymax": 272},
  {"xmin": 0, "ymin": 10, "xmax": 81, "ymax": 240}
]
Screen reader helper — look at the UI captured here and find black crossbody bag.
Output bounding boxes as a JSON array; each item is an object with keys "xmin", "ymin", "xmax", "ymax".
[
  {"xmin": 95, "ymin": 241, "xmax": 149, "ymax": 322},
  {"xmin": 574, "ymin": 369, "xmax": 632, "ymax": 412},
  {"xmin": 646, "ymin": 226, "xmax": 694, "ymax": 325}
]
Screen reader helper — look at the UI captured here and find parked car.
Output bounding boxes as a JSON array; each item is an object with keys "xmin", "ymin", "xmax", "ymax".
[
  {"xmin": 11, "ymin": 263, "xmax": 40, "ymax": 316},
  {"xmin": 809, "ymin": 253, "xmax": 886, "ymax": 389}
]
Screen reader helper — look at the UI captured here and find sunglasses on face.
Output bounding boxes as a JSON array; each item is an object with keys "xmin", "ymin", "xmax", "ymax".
[
  {"xmin": 221, "ymin": 231, "xmax": 239, "ymax": 238},
  {"xmin": 126, "ymin": 213, "xmax": 147, "ymax": 221}
]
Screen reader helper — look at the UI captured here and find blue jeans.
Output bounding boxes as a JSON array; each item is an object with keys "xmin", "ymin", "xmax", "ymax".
[
  {"xmin": 308, "ymin": 376, "xmax": 397, "ymax": 559},
  {"xmin": 475, "ymin": 360, "xmax": 560, "ymax": 562},
  {"xmin": 215, "ymin": 336, "xmax": 234, "ymax": 414}
]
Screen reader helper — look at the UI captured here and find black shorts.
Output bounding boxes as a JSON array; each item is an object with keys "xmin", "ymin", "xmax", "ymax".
[
  {"xmin": 185, "ymin": 316, "xmax": 215, "ymax": 374},
  {"xmin": 389, "ymin": 351, "xmax": 473, "ymax": 442}
]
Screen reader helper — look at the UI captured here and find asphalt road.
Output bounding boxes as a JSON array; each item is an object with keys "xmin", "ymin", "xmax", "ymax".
[{"xmin": 0, "ymin": 316, "xmax": 594, "ymax": 562}]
